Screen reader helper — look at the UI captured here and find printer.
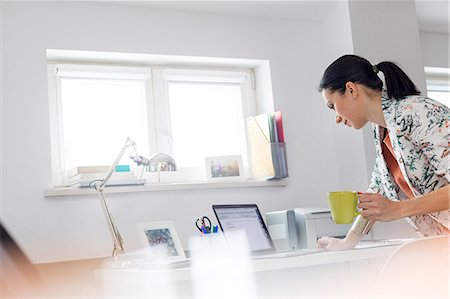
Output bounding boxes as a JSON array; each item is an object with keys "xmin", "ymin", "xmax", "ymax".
[{"xmin": 266, "ymin": 207, "xmax": 352, "ymax": 250}]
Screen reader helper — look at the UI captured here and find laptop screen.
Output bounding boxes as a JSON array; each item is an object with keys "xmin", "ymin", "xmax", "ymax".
[{"xmin": 212, "ymin": 204, "xmax": 275, "ymax": 254}]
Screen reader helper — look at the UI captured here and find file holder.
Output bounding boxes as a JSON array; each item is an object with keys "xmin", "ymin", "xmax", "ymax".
[
  {"xmin": 246, "ymin": 115, "xmax": 289, "ymax": 180},
  {"xmin": 270, "ymin": 142, "xmax": 288, "ymax": 179}
]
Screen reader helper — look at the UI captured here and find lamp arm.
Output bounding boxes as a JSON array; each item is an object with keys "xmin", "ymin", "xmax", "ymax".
[
  {"xmin": 96, "ymin": 189, "xmax": 124, "ymax": 256},
  {"xmin": 90, "ymin": 137, "xmax": 176, "ymax": 257},
  {"xmin": 94, "ymin": 136, "xmax": 136, "ymax": 256},
  {"xmin": 98, "ymin": 137, "xmax": 136, "ymax": 191}
]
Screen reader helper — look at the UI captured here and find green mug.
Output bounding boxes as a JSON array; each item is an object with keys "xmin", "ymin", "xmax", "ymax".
[{"xmin": 327, "ymin": 191, "xmax": 360, "ymax": 224}]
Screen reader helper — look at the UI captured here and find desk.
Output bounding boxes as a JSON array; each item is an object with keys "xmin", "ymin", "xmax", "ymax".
[{"xmin": 95, "ymin": 245, "xmax": 400, "ymax": 298}]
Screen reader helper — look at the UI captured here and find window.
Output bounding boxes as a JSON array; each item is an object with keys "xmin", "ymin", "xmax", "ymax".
[
  {"xmin": 153, "ymin": 69, "xmax": 253, "ymax": 170},
  {"xmin": 56, "ymin": 65, "xmax": 151, "ymax": 169},
  {"xmin": 47, "ymin": 59, "xmax": 257, "ymax": 186},
  {"xmin": 425, "ymin": 67, "xmax": 450, "ymax": 107}
]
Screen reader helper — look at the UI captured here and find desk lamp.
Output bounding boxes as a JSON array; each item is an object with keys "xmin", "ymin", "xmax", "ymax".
[{"xmin": 90, "ymin": 137, "xmax": 177, "ymax": 257}]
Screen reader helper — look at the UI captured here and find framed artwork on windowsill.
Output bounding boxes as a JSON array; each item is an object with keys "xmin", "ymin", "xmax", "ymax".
[
  {"xmin": 205, "ymin": 155, "xmax": 245, "ymax": 181},
  {"xmin": 137, "ymin": 221, "xmax": 186, "ymax": 261}
]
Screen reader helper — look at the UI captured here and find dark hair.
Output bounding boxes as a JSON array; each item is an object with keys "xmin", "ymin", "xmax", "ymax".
[{"xmin": 319, "ymin": 54, "xmax": 420, "ymax": 99}]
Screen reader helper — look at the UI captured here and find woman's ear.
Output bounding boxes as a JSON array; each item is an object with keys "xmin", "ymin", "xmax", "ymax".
[{"xmin": 345, "ymin": 82, "xmax": 358, "ymax": 99}]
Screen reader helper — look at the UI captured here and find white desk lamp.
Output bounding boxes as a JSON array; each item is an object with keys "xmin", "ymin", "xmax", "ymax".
[{"xmin": 90, "ymin": 137, "xmax": 176, "ymax": 257}]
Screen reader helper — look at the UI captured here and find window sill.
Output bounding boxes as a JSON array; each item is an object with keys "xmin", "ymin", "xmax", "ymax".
[{"xmin": 43, "ymin": 179, "xmax": 288, "ymax": 197}]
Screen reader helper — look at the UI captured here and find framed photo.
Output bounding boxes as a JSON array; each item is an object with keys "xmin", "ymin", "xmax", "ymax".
[
  {"xmin": 137, "ymin": 221, "xmax": 186, "ymax": 261},
  {"xmin": 205, "ymin": 155, "xmax": 244, "ymax": 181}
]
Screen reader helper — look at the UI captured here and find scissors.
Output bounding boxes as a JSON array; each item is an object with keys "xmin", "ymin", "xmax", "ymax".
[{"xmin": 195, "ymin": 216, "xmax": 212, "ymax": 233}]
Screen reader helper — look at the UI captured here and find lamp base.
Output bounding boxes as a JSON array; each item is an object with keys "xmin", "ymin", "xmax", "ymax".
[{"xmin": 102, "ymin": 251, "xmax": 147, "ymax": 269}]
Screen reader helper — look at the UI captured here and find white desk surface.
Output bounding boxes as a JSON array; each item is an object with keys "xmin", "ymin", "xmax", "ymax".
[
  {"xmin": 95, "ymin": 245, "xmax": 400, "ymax": 283},
  {"xmin": 252, "ymin": 245, "xmax": 398, "ymax": 272}
]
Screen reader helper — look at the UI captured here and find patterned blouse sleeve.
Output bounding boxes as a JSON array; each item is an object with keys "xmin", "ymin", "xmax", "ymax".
[
  {"xmin": 409, "ymin": 100, "xmax": 450, "ymax": 183},
  {"xmin": 366, "ymin": 124, "xmax": 384, "ymax": 194},
  {"xmin": 367, "ymin": 158, "xmax": 383, "ymax": 193}
]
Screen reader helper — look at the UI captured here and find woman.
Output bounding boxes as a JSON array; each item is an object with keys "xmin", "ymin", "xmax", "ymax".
[{"xmin": 317, "ymin": 55, "xmax": 449, "ymax": 250}]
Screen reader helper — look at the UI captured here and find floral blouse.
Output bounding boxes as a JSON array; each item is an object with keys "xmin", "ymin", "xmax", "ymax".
[{"xmin": 367, "ymin": 95, "xmax": 450, "ymax": 236}]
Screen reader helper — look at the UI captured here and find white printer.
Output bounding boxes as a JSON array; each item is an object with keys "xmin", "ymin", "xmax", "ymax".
[{"xmin": 266, "ymin": 207, "xmax": 352, "ymax": 250}]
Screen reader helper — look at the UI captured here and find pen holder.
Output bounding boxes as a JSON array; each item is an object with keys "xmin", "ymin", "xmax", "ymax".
[{"xmin": 200, "ymin": 225, "xmax": 219, "ymax": 235}]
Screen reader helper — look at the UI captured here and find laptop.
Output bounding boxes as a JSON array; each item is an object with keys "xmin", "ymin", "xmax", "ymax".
[{"xmin": 212, "ymin": 204, "xmax": 324, "ymax": 259}]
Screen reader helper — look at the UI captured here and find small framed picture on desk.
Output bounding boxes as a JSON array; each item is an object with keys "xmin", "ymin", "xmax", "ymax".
[{"xmin": 137, "ymin": 221, "xmax": 186, "ymax": 261}]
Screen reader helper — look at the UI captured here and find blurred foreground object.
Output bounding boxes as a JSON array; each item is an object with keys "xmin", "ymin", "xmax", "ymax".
[
  {"xmin": 376, "ymin": 235, "xmax": 449, "ymax": 298},
  {"xmin": 0, "ymin": 222, "xmax": 47, "ymax": 297}
]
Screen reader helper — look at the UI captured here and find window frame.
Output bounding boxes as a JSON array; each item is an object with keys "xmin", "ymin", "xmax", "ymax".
[
  {"xmin": 424, "ymin": 66, "xmax": 450, "ymax": 92},
  {"xmin": 152, "ymin": 67, "xmax": 256, "ymax": 170},
  {"xmin": 424, "ymin": 66, "xmax": 450, "ymax": 107},
  {"xmin": 47, "ymin": 62, "xmax": 257, "ymax": 186}
]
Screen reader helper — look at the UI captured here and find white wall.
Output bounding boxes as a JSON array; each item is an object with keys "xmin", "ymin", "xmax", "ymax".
[
  {"xmin": 0, "ymin": 0, "xmax": 4, "ymax": 226},
  {"xmin": 349, "ymin": 0, "xmax": 424, "ymax": 185},
  {"xmin": 2, "ymin": 2, "xmax": 342, "ymax": 262},
  {"xmin": 319, "ymin": 1, "xmax": 370, "ymax": 192},
  {"xmin": 420, "ymin": 31, "xmax": 449, "ymax": 68},
  {"xmin": 1, "ymin": 1, "xmax": 441, "ymax": 262},
  {"xmin": 349, "ymin": 1, "xmax": 426, "ymax": 92}
]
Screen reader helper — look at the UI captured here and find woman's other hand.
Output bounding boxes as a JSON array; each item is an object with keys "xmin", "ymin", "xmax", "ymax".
[
  {"xmin": 317, "ymin": 228, "xmax": 363, "ymax": 251},
  {"xmin": 317, "ymin": 236, "xmax": 356, "ymax": 251}
]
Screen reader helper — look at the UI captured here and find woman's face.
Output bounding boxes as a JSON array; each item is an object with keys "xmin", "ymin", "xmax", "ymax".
[{"xmin": 321, "ymin": 84, "xmax": 367, "ymax": 129}]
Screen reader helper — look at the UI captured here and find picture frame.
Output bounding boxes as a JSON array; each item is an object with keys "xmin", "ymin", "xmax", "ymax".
[
  {"xmin": 205, "ymin": 155, "xmax": 244, "ymax": 181},
  {"xmin": 137, "ymin": 221, "xmax": 186, "ymax": 261}
]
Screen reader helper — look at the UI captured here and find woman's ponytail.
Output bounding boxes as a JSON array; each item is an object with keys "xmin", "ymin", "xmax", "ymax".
[
  {"xmin": 319, "ymin": 55, "xmax": 421, "ymax": 100},
  {"xmin": 376, "ymin": 62, "xmax": 420, "ymax": 99}
]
